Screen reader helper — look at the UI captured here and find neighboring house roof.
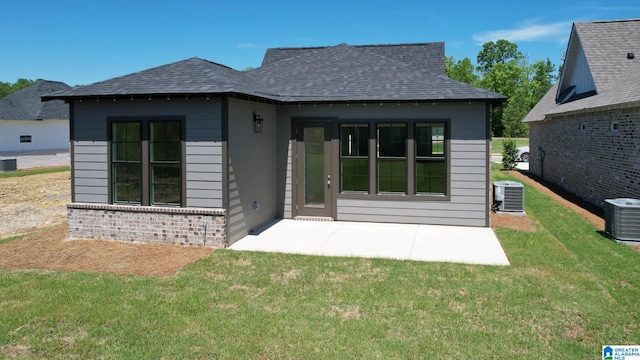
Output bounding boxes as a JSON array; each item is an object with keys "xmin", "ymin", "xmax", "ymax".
[
  {"xmin": 524, "ymin": 19, "xmax": 640, "ymax": 122},
  {"xmin": 45, "ymin": 42, "xmax": 506, "ymax": 103},
  {"xmin": 0, "ymin": 80, "xmax": 71, "ymax": 120}
]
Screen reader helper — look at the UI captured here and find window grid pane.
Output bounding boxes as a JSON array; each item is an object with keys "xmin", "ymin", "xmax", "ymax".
[
  {"xmin": 416, "ymin": 160, "xmax": 445, "ymax": 194},
  {"xmin": 340, "ymin": 124, "xmax": 369, "ymax": 193},
  {"xmin": 377, "ymin": 123, "xmax": 406, "ymax": 194},
  {"xmin": 416, "ymin": 123, "xmax": 445, "ymax": 157},
  {"xmin": 416, "ymin": 123, "xmax": 446, "ymax": 195},
  {"xmin": 112, "ymin": 122, "xmax": 141, "ymax": 204},
  {"xmin": 150, "ymin": 121, "xmax": 181, "ymax": 206},
  {"xmin": 378, "ymin": 159, "xmax": 406, "ymax": 193}
]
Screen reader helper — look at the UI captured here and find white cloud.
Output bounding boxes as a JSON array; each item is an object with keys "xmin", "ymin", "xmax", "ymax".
[{"xmin": 473, "ymin": 21, "xmax": 573, "ymax": 44}]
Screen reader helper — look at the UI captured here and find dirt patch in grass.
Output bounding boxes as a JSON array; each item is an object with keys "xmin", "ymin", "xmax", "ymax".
[
  {"xmin": 0, "ymin": 171, "xmax": 70, "ymax": 239},
  {"xmin": 491, "ymin": 212, "xmax": 536, "ymax": 232},
  {"xmin": 0, "ymin": 171, "xmax": 213, "ymax": 277},
  {"xmin": 0, "ymin": 226, "xmax": 213, "ymax": 277}
]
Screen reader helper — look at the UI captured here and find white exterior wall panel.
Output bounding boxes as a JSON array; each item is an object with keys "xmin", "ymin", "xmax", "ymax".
[{"xmin": 0, "ymin": 119, "xmax": 69, "ymax": 152}]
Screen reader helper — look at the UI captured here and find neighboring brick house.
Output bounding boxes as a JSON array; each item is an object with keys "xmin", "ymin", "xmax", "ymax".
[
  {"xmin": 523, "ymin": 19, "xmax": 640, "ymax": 208},
  {"xmin": 45, "ymin": 42, "xmax": 506, "ymax": 247},
  {"xmin": 0, "ymin": 80, "xmax": 71, "ymax": 152}
]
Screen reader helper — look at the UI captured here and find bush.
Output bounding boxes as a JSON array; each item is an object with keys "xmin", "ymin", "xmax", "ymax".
[{"xmin": 502, "ymin": 138, "xmax": 518, "ymax": 170}]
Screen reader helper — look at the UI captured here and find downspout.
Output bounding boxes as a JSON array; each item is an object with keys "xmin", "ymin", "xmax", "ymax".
[
  {"xmin": 69, "ymin": 100, "xmax": 76, "ymax": 203},
  {"xmin": 485, "ymin": 102, "xmax": 493, "ymax": 227},
  {"xmin": 538, "ymin": 146, "xmax": 545, "ymax": 180},
  {"xmin": 221, "ymin": 95, "xmax": 230, "ymax": 247}
]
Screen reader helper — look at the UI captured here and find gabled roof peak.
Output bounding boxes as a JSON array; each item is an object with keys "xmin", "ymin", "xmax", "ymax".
[
  {"xmin": 525, "ymin": 18, "xmax": 640, "ymax": 122},
  {"xmin": 585, "ymin": 18, "xmax": 640, "ymax": 24}
]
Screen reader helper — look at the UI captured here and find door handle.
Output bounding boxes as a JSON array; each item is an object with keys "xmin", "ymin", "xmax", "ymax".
[{"xmin": 327, "ymin": 174, "xmax": 331, "ymax": 188}]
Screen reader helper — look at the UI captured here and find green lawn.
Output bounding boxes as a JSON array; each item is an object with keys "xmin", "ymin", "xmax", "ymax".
[
  {"xmin": 0, "ymin": 166, "xmax": 70, "ymax": 179},
  {"xmin": 1, "ymin": 170, "xmax": 639, "ymax": 358},
  {"xmin": 492, "ymin": 137, "xmax": 529, "ymax": 155}
]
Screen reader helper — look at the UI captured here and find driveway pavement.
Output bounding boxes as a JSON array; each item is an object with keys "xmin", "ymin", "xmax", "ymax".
[
  {"xmin": 0, "ymin": 150, "xmax": 70, "ymax": 169},
  {"xmin": 230, "ymin": 219, "xmax": 510, "ymax": 266}
]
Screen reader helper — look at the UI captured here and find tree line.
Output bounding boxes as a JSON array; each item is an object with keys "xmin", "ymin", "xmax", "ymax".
[
  {"xmin": 446, "ymin": 39, "xmax": 557, "ymax": 137},
  {"xmin": 0, "ymin": 78, "xmax": 39, "ymax": 98}
]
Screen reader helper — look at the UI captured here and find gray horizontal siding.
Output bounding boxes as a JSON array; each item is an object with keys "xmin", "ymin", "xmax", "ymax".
[
  {"xmin": 186, "ymin": 171, "xmax": 221, "ymax": 182},
  {"xmin": 187, "ymin": 181, "xmax": 221, "ymax": 190},
  {"xmin": 336, "ymin": 213, "xmax": 486, "ymax": 227},
  {"xmin": 186, "ymin": 144, "xmax": 222, "ymax": 155},
  {"xmin": 450, "ymin": 166, "xmax": 486, "ymax": 174},
  {"xmin": 72, "ymin": 98, "xmax": 223, "ymax": 209},
  {"xmin": 74, "ymin": 178, "xmax": 108, "ymax": 187},
  {"xmin": 451, "ymin": 188, "xmax": 486, "ymax": 196},
  {"xmin": 73, "ymin": 141, "xmax": 108, "ymax": 203},
  {"xmin": 75, "ymin": 186, "xmax": 108, "ymax": 196},
  {"xmin": 451, "ymin": 180, "xmax": 485, "ymax": 189},
  {"xmin": 75, "ymin": 194, "xmax": 109, "ymax": 203},
  {"xmin": 188, "ymin": 154, "xmax": 222, "ymax": 164},
  {"xmin": 185, "ymin": 140, "xmax": 223, "ymax": 209},
  {"xmin": 187, "ymin": 198, "xmax": 222, "ymax": 208},
  {"xmin": 334, "ymin": 131, "xmax": 489, "ymax": 227},
  {"xmin": 276, "ymin": 101, "xmax": 490, "ymax": 226},
  {"xmin": 74, "ymin": 162, "xmax": 108, "ymax": 170},
  {"xmin": 338, "ymin": 198, "xmax": 485, "ymax": 211},
  {"xmin": 187, "ymin": 189, "xmax": 223, "ymax": 199},
  {"xmin": 74, "ymin": 169, "xmax": 108, "ymax": 179},
  {"xmin": 450, "ymin": 173, "xmax": 485, "ymax": 182}
]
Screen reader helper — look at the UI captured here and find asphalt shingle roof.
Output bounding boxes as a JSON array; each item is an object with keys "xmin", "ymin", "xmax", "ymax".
[
  {"xmin": 524, "ymin": 19, "xmax": 640, "ymax": 122},
  {"xmin": 45, "ymin": 43, "xmax": 505, "ymax": 103},
  {"xmin": 262, "ymin": 42, "xmax": 445, "ymax": 74},
  {"xmin": 250, "ymin": 43, "xmax": 504, "ymax": 102},
  {"xmin": 44, "ymin": 58, "xmax": 278, "ymax": 101},
  {"xmin": 0, "ymin": 80, "xmax": 70, "ymax": 120}
]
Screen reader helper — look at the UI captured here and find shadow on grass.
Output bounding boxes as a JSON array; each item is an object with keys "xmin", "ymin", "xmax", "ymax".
[{"xmin": 516, "ymin": 169, "xmax": 604, "ymax": 220}]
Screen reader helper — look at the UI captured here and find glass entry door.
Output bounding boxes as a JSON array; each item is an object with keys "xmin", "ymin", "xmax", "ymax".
[{"xmin": 295, "ymin": 121, "xmax": 332, "ymax": 218}]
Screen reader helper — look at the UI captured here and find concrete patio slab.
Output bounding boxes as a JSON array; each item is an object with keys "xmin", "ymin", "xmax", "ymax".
[{"xmin": 229, "ymin": 220, "xmax": 510, "ymax": 266}]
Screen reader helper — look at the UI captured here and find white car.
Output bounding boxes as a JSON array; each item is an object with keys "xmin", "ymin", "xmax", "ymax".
[{"xmin": 516, "ymin": 146, "xmax": 530, "ymax": 162}]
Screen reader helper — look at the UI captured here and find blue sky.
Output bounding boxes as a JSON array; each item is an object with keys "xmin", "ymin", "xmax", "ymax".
[{"xmin": 1, "ymin": 0, "xmax": 639, "ymax": 86}]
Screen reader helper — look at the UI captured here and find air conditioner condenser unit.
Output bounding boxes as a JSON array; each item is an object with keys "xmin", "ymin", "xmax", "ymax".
[
  {"xmin": 493, "ymin": 181, "xmax": 524, "ymax": 213},
  {"xmin": 605, "ymin": 198, "xmax": 640, "ymax": 242}
]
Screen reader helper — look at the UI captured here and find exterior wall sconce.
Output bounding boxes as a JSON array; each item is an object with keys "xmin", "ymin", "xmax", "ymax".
[{"xmin": 254, "ymin": 114, "xmax": 263, "ymax": 133}]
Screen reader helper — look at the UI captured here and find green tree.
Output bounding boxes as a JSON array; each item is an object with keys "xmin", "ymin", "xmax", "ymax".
[
  {"xmin": 445, "ymin": 56, "xmax": 479, "ymax": 85},
  {"xmin": 478, "ymin": 59, "xmax": 527, "ymax": 136},
  {"xmin": 0, "ymin": 78, "xmax": 38, "ymax": 97},
  {"xmin": 502, "ymin": 87, "xmax": 530, "ymax": 137},
  {"xmin": 462, "ymin": 40, "xmax": 557, "ymax": 137},
  {"xmin": 476, "ymin": 39, "xmax": 523, "ymax": 74},
  {"xmin": 501, "ymin": 138, "xmax": 518, "ymax": 170},
  {"xmin": 529, "ymin": 58, "xmax": 556, "ymax": 103}
]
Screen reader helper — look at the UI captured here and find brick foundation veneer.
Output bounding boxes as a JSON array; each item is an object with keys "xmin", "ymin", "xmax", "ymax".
[
  {"xmin": 67, "ymin": 203, "xmax": 227, "ymax": 248},
  {"xmin": 529, "ymin": 107, "xmax": 640, "ymax": 208}
]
